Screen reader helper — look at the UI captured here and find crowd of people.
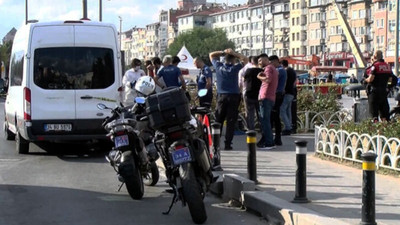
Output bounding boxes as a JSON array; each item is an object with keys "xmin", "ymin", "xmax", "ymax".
[
  {"xmin": 122, "ymin": 49, "xmax": 299, "ymax": 153},
  {"xmin": 122, "ymin": 48, "xmax": 397, "ymax": 154},
  {"xmin": 208, "ymin": 49, "xmax": 298, "ymax": 150}
]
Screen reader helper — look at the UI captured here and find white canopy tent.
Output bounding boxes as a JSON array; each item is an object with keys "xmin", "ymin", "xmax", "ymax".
[{"xmin": 177, "ymin": 45, "xmax": 200, "ymax": 82}]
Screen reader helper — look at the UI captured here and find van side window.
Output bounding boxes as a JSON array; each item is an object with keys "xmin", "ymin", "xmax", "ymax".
[
  {"xmin": 9, "ymin": 51, "xmax": 24, "ymax": 86},
  {"xmin": 34, "ymin": 47, "xmax": 115, "ymax": 90}
]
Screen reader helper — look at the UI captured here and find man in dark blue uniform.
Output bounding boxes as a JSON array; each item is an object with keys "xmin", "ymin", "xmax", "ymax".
[
  {"xmin": 209, "ymin": 48, "xmax": 248, "ymax": 150},
  {"xmin": 154, "ymin": 55, "xmax": 187, "ymax": 90},
  {"xmin": 194, "ymin": 57, "xmax": 213, "ymax": 107}
]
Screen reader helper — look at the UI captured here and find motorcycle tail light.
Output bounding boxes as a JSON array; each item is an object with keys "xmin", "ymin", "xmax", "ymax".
[
  {"xmin": 115, "ymin": 131, "xmax": 125, "ymax": 136},
  {"xmin": 168, "ymin": 131, "xmax": 183, "ymax": 140},
  {"xmin": 174, "ymin": 145, "xmax": 185, "ymax": 150}
]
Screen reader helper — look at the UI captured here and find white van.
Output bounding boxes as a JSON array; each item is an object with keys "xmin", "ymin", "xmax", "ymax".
[{"xmin": 3, "ymin": 20, "xmax": 122, "ymax": 154}]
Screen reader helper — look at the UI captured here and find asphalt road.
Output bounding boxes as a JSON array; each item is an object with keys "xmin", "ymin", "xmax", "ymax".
[{"xmin": 0, "ymin": 98, "xmax": 268, "ymax": 225}]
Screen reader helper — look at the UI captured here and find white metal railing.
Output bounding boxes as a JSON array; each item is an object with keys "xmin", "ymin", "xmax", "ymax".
[
  {"xmin": 315, "ymin": 125, "xmax": 400, "ymax": 172},
  {"xmin": 296, "ymin": 109, "xmax": 353, "ymax": 132}
]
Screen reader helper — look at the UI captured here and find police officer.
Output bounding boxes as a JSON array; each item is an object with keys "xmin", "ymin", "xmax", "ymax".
[
  {"xmin": 365, "ymin": 50, "xmax": 394, "ymax": 122},
  {"xmin": 209, "ymin": 48, "xmax": 248, "ymax": 150},
  {"xmin": 194, "ymin": 57, "xmax": 213, "ymax": 107}
]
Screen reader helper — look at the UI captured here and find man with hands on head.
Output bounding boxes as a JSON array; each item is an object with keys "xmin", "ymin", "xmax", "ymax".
[{"xmin": 209, "ymin": 48, "xmax": 248, "ymax": 151}]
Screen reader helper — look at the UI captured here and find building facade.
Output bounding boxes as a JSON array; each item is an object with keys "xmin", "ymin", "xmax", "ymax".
[{"xmin": 119, "ymin": 0, "xmax": 399, "ymax": 71}]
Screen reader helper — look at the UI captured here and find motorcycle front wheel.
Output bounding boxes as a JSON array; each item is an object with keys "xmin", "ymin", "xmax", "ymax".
[
  {"xmin": 180, "ymin": 163, "xmax": 207, "ymax": 224},
  {"xmin": 143, "ymin": 161, "xmax": 159, "ymax": 186},
  {"xmin": 119, "ymin": 154, "xmax": 144, "ymax": 200}
]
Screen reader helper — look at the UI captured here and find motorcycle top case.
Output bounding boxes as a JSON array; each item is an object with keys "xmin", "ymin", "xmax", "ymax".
[{"xmin": 145, "ymin": 87, "xmax": 191, "ymax": 130}]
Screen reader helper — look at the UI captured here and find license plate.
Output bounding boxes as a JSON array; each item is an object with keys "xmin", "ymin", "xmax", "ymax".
[
  {"xmin": 172, "ymin": 147, "xmax": 192, "ymax": 165},
  {"xmin": 44, "ymin": 124, "xmax": 72, "ymax": 132},
  {"xmin": 115, "ymin": 135, "xmax": 129, "ymax": 148}
]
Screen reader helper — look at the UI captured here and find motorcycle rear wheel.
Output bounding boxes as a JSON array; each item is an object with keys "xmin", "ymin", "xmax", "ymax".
[
  {"xmin": 119, "ymin": 156, "xmax": 144, "ymax": 200},
  {"xmin": 143, "ymin": 161, "xmax": 159, "ymax": 186},
  {"xmin": 180, "ymin": 163, "xmax": 207, "ymax": 224}
]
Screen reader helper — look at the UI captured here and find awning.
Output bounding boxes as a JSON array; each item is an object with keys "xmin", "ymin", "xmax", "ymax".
[
  {"xmin": 311, "ymin": 66, "xmax": 348, "ymax": 73},
  {"xmin": 385, "ymin": 56, "xmax": 400, "ymax": 63}
]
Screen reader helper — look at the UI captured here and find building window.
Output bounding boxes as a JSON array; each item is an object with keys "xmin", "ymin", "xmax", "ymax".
[
  {"xmin": 352, "ymin": 11, "xmax": 358, "ymax": 19},
  {"xmin": 389, "ymin": 20, "xmax": 395, "ymax": 32},
  {"xmin": 378, "ymin": 2, "xmax": 387, "ymax": 10},
  {"xmin": 359, "ymin": 9, "xmax": 366, "ymax": 19},
  {"xmin": 330, "ymin": 10, "xmax": 335, "ymax": 19},
  {"xmin": 359, "ymin": 27, "xmax": 366, "ymax": 35}
]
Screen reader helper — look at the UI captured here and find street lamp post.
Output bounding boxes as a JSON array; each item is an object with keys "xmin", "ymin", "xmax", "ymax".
[
  {"xmin": 119, "ymin": 16, "xmax": 122, "ymax": 50},
  {"xmin": 82, "ymin": 0, "xmax": 88, "ymax": 20},
  {"xmin": 262, "ymin": 0, "xmax": 265, "ymax": 53},
  {"xmin": 99, "ymin": 0, "xmax": 102, "ymax": 21},
  {"xmin": 25, "ymin": 0, "xmax": 28, "ymax": 24},
  {"xmin": 395, "ymin": 0, "xmax": 400, "ymax": 77}
]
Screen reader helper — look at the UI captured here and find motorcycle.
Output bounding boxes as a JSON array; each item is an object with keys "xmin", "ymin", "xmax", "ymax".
[
  {"xmin": 98, "ymin": 76, "xmax": 160, "ymax": 200},
  {"xmin": 190, "ymin": 89, "xmax": 222, "ymax": 171},
  {"xmin": 147, "ymin": 87, "xmax": 215, "ymax": 224}
]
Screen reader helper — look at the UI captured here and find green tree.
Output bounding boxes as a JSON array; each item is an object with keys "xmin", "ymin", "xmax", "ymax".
[
  {"xmin": 0, "ymin": 40, "xmax": 13, "ymax": 76},
  {"xmin": 166, "ymin": 27, "xmax": 235, "ymax": 65}
]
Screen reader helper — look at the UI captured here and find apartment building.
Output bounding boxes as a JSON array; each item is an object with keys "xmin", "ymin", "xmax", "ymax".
[
  {"xmin": 145, "ymin": 22, "xmax": 160, "ymax": 60},
  {"xmin": 374, "ymin": 0, "xmax": 397, "ymax": 64},
  {"xmin": 211, "ymin": 1, "xmax": 275, "ymax": 56},
  {"xmin": 273, "ymin": 1, "xmax": 290, "ymax": 57},
  {"xmin": 119, "ymin": 0, "xmax": 398, "ymax": 71},
  {"xmin": 177, "ymin": 5, "xmax": 220, "ymax": 34}
]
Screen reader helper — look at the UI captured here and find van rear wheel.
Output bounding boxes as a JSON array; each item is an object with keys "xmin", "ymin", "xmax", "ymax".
[
  {"xmin": 16, "ymin": 132, "xmax": 29, "ymax": 154},
  {"xmin": 3, "ymin": 122, "xmax": 15, "ymax": 140}
]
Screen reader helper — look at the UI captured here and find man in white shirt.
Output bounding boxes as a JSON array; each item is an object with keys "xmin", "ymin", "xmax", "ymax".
[{"xmin": 122, "ymin": 58, "xmax": 145, "ymax": 105}]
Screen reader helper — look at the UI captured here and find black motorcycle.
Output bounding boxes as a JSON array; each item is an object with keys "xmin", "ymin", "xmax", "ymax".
[
  {"xmin": 146, "ymin": 87, "xmax": 215, "ymax": 224},
  {"xmin": 98, "ymin": 99, "xmax": 159, "ymax": 200}
]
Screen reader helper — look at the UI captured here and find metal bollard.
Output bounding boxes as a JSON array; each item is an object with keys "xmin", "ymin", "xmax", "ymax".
[
  {"xmin": 292, "ymin": 140, "xmax": 310, "ymax": 203},
  {"xmin": 246, "ymin": 130, "xmax": 257, "ymax": 182},
  {"xmin": 360, "ymin": 152, "xmax": 377, "ymax": 225},
  {"xmin": 211, "ymin": 122, "xmax": 222, "ymax": 171}
]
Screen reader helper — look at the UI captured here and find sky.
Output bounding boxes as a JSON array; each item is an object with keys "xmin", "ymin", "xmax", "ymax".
[{"xmin": 0, "ymin": 0, "xmax": 245, "ymax": 44}]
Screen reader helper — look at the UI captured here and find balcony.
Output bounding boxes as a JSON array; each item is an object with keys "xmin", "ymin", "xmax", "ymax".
[
  {"xmin": 283, "ymin": 43, "xmax": 289, "ymax": 49},
  {"xmin": 281, "ymin": 27, "xmax": 290, "ymax": 33},
  {"xmin": 309, "ymin": 0, "xmax": 329, "ymax": 8}
]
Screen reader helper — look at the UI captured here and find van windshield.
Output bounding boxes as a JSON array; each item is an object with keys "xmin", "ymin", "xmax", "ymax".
[{"xmin": 34, "ymin": 47, "xmax": 115, "ymax": 89}]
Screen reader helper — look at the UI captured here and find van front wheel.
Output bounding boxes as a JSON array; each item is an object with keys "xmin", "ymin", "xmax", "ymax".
[{"xmin": 16, "ymin": 132, "xmax": 29, "ymax": 154}]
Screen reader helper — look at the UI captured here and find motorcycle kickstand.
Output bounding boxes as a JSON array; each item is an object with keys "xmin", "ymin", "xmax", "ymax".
[
  {"xmin": 162, "ymin": 185, "xmax": 179, "ymax": 215},
  {"xmin": 117, "ymin": 182, "xmax": 125, "ymax": 192}
]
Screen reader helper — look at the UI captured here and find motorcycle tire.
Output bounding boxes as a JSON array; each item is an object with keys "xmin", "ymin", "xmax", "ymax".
[
  {"xmin": 143, "ymin": 161, "xmax": 159, "ymax": 186},
  {"xmin": 180, "ymin": 163, "xmax": 207, "ymax": 224},
  {"xmin": 119, "ymin": 155, "xmax": 144, "ymax": 200}
]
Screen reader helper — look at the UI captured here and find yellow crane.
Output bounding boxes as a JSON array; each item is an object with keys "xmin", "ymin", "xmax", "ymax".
[{"xmin": 332, "ymin": 0, "xmax": 367, "ymax": 69}]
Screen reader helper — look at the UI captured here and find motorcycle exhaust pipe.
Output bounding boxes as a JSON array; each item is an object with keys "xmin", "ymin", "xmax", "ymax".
[{"xmin": 192, "ymin": 139, "xmax": 212, "ymax": 173}]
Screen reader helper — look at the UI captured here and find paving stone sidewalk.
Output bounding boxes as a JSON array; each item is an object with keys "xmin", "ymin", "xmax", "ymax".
[{"xmin": 218, "ymin": 133, "xmax": 400, "ymax": 225}]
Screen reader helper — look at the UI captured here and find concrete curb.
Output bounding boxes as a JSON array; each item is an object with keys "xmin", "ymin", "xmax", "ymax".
[
  {"xmin": 242, "ymin": 191, "xmax": 351, "ymax": 225},
  {"xmin": 222, "ymin": 174, "xmax": 255, "ymax": 202},
  {"xmin": 219, "ymin": 174, "xmax": 351, "ymax": 225}
]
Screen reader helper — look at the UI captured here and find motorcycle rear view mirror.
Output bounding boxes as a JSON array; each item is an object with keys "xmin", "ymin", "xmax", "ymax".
[
  {"xmin": 97, "ymin": 103, "xmax": 107, "ymax": 110},
  {"xmin": 135, "ymin": 97, "xmax": 146, "ymax": 104},
  {"xmin": 198, "ymin": 89, "xmax": 208, "ymax": 97}
]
